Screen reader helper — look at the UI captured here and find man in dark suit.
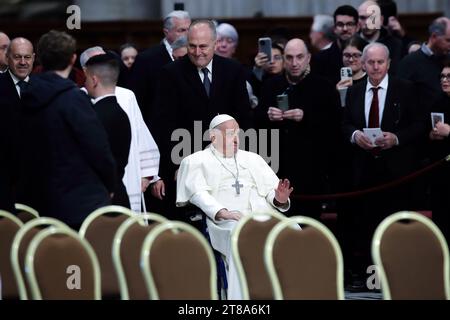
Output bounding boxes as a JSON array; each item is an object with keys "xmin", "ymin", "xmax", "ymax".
[
  {"xmin": 128, "ymin": 10, "xmax": 191, "ymax": 125},
  {"xmin": 0, "ymin": 37, "xmax": 35, "ymax": 212},
  {"xmin": 150, "ymin": 19, "xmax": 252, "ymax": 221},
  {"xmin": 84, "ymin": 53, "xmax": 132, "ymax": 208},
  {"xmin": 17, "ymin": 31, "xmax": 117, "ymax": 230},
  {"xmin": 342, "ymin": 42, "xmax": 426, "ymax": 289}
]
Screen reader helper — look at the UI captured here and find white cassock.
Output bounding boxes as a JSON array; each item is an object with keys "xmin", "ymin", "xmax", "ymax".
[
  {"xmin": 176, "ymin": 145, "xmax": 289, "ymax": 299},
  {"xmin": 115, "ymin": 87, "xmax": 160, "ymax": 212}
]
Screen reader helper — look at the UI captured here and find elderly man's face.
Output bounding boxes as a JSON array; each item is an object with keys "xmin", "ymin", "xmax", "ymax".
[
  {"xmin": 215, "ymin": 36, "xmax": 236, "ymax": 58},
  {"xmin": 211, "ymin": 120, "xmax": 240, "ymax": 157},
  {"xmin": 284, "ymin": 40, "xmax": 311, "ymax": 81},
  {"xmin": 7, "ymin": 39, "xmax": 34, "ymax": 80},
  {"xmin": 164, "ymin": 17, "xmax": 191, "ymax": 44},
  {"xmin": 188, "ymin": 23, "xmax": 216, "ymax": 68},
  {"xmin": 0, "ymin": 33, "xmax": 10, "ymax": 71},
  {"xmin": 363, "ymin": 46, "xmax": 390, "ymax": 86}
]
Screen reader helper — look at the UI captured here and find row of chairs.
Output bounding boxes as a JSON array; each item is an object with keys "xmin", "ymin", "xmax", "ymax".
[
  {"xmin": 231, "ymin": 211, "xmax": 450, "ymax": 300},
  {"xmin": 0, "ymin": 205, "xmax": 218, "ymax": 300},
  {"xmin": 1, "ymin": 204, "xmax": 449, "ymax": 300}
]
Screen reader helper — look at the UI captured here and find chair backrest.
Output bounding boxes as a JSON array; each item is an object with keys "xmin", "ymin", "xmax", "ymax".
[
  {"xmin": 141, "ymin": 221, "xmax": 217, "ymax": 300},
  {"xmin": 14, "ymin": 203, "xmax": 39, "ymax": 224},
  {"xmin": 372, "ymin": 211, "xmax": 450, "ymax": 300},
  {"xmin": 231, "ymin": 211, "xmax": 286, "ymax": 300},
  {"xmin": 265, "ymin": 216, "xmax": 344, "ymax": 300},
  {"xmin": 79, "ymin": 205, "xmax": 135, "ymax": 298},
  {"xmin": 0, "ymin": 210, "xmax": 23, "ymax": 299},
  {"xmin": 10, "ymin": 217, "xmax": 70, "ymax": 300},
  {"xmin": 25, "ymin": 226, "xmax": 101, "ymax": 300},
  {"xmin": 112, "ymin": 213, "xmax": 168, "ymax": 300}
]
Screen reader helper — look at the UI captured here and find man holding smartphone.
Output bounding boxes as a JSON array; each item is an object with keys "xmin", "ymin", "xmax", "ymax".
[{"xmin": 257, "ymin": 38, "xmax": 340, "ymax": 220}]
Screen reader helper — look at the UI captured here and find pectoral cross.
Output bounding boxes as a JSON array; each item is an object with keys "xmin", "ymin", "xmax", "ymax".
[{"xmin": 232, "ymin": 180, "xmax": 243, "ymax": 195}]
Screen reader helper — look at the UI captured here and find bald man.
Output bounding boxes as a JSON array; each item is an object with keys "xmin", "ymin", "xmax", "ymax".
[
  {"xmin": 357, "ymin": 0, "xmax": 403, "ymax": 74},
  {"xmin": 0, "ymin": 32, "xmax": 10, "ymax": 73},
  {"xmin": 257, "ymin": 38, "xmax": 340, "ymax": 220}
]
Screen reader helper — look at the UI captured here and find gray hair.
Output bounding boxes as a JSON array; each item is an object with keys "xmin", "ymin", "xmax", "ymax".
[
  {"xmin": 163, "ymin": 10, "xmax": 191, "ymax": 30},
  {"xmin": 428, "ymin": 17, "xmax": 448, "ymax": 37},
  {"xmin": 361, "ymin": 42, "xmax": 390, "ymax": 62},
  {"xmin": 216, "ymin": 23, "xmax": 239, "ymax": 44},
  {"xmin": 311, "ymin": 14, "xmax": 335, "ymax": 41},
  {"xmin": 171, "ymin": 36, "xmax": 188, "ymax": 51},
  {"xmin": 188, "ymin": 20, "xmax": 217, "ymax": 41},
  {"xmin": 80, "ymin": 46, "xmax": 105, "ymax": 68}
]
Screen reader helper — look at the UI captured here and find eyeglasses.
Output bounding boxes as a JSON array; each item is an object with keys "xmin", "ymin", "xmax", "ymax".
[
  {"xmin": 335, "ymin": 22, "xmax": 357, "ymax": 28},
  {"xmin": 272, "ymin": 55, "xmax": 283, "ymax": 61},
  {"xmin": 343, "ymin": 52, "xmax": 362, "ymax": 59},
  {"xmin": 440, "ymin": 73, "xmax": 450, "ymax": 81}
]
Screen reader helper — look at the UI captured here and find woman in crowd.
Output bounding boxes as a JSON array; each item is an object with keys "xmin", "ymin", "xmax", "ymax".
[{"xmin": 428, "ymin": 62, "xmax": 450, "ymax": 242}]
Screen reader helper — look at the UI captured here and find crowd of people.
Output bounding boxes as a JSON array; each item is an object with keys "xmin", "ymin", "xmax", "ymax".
[{"xmin": 0, "ymin": 0, "xmax": 449, "ymax": 296}]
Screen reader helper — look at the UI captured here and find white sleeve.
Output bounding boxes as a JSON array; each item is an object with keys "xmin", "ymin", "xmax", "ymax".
[
  {"xmin": 190, "ymin": 191, "xmax": 226, "ymax": 221},
  {"xmin": 266, "ymin": 189, "xmax": 290, "ymax": 213}
]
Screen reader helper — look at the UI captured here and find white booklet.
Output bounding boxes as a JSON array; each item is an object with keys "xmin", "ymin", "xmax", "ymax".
[
  {"xmin": 363, "ymin": 128, "xmax": 383, "ymax": 146},
  {"xmin": 431, "ymin": 112, "xmax": 445, "ymax": 128}
]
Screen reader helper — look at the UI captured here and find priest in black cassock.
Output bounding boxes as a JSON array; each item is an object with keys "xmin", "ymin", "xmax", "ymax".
[
  {"xmin": 84, "ymin": 53, "xmax": 132, "ymax": 208},
  {"xmin": 257, "ymin": 38, "xmax": 341, "ymax": 219}
]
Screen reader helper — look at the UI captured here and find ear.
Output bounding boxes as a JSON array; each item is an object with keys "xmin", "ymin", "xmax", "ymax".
[
  {"xmin": 70, "ymin": 54, "xmax": 77, "ymax": 66},
  {"xmin": 163, "ymin": 28, "xmax": 169, "ymax": 38}
]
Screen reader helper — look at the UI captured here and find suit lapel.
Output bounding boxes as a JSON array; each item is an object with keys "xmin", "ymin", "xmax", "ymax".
[
  {"xmin": 381, "ymin": 78, "xmax": 397, "ymax": 130},
  {"xmin": 209, "ymin": 55, "xmax": 223, "ymax": 102},
  {"xmin": 6, "ymin": 73, "xmax": 20, "ymax": 102},
  {"xmin": 182, "ymin": 57, "xmax": 209, "ymax": 100},
  {"xmin": 356, "ymin": 80, "xmax": 367, "ymax": 128}
]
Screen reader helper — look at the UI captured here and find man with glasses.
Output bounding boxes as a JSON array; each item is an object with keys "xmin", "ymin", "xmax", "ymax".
[
  {"xmin": 357, "ymin": 1, "xmax": 403, "ymax": 74},
  {"xmin": 312, "ymin": 5, "xmax": 359, "ymax": 85}
]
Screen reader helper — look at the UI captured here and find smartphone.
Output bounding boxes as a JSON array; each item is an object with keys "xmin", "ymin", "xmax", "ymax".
[
  {"xmin": 277, "ymin": 94, "xmax": 289, "ymax": 112},
  {"xmin": 340, "ymin": 67, "xmax": 353, "ymax": 80},
  {"xmin": 258, "ymin": 37, "xmax": 272, "ymax": 62}
]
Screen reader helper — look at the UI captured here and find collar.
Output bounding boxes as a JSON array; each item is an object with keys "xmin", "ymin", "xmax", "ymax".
[
  {"xmin": 209, "ymin": 144, "xmax": 248, "ymax": 168},
  {"xmin": 0, "ymin": 67, "xmax": 8, "ymax": 73},
  {"xmin": 198, "ymin": 59, "xmax": 213, "ymax": 74},
  {"xmin": 366, "ymin": 74, "xmax": 389, "ymax": 93},
  {"xmin": 92, "ymin": 93, "xmax": 116, "ymax": 104},
  {"xmin": 421, "ymin": 43, "xmax": 434, "ymax": 57},
  {"xmin": 9, "ymin": 70, "xmax": 29, "ymax": 84},
  {"xmin": 321, "ymin": 42, "xmax": 332, "ymax": 50},
  {"xmin": 163, "ymin": 38, "xmax": 174, "ymax": 61}
]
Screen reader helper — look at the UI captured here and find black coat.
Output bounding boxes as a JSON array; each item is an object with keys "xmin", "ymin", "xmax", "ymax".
[
  {"xmin": 153, "ymin": 54, "xmax": 252, "ymax": 181},
  {"xmin": 128, "ymin": 43, "xmax": 172, "ymax": 126},
  {"xmin": 257, "ymin": 72, "xmax": 341, "ymax": 194},
  {"xmin": 93, "ymin": 96, "xmax": 131, "ymax": 208},
  {"xmin": 17, "ymin": 72, "xmax": 117, "ymax": 226},
  {"xmin": 0, "ymin": 72, "xmax": 20, "ymax": 212},
  {"xmin": 342, "ymin": 76, "xmax": 427, "ymax": 187}
]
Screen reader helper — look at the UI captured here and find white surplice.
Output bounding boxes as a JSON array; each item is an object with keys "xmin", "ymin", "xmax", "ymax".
[{"xmin": 115, "ymin": 87, "xmax": 160, "ymax": 212}]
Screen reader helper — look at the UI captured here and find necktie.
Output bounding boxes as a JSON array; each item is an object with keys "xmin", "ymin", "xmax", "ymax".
[
  {"xmin": 202, "ymin": 68, "xmax": 210, "ymax": 97},
  {"xmin": 368, "ymin": 87, "xmax": 380, "ymax": 128},
  {"xmin": 17, "ymin": 80, "xmax": 28, "ymax": 97}
]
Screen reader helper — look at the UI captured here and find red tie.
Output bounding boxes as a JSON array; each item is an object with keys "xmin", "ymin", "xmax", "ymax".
[{"xmin": 368, "ymin": 87, "xmax": 380, "ymax": 128}]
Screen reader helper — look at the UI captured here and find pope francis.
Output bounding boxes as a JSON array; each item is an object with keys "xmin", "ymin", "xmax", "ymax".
[{"xmin": 176, "ymin": 114, "xmax": 293, "ymax": 299}]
